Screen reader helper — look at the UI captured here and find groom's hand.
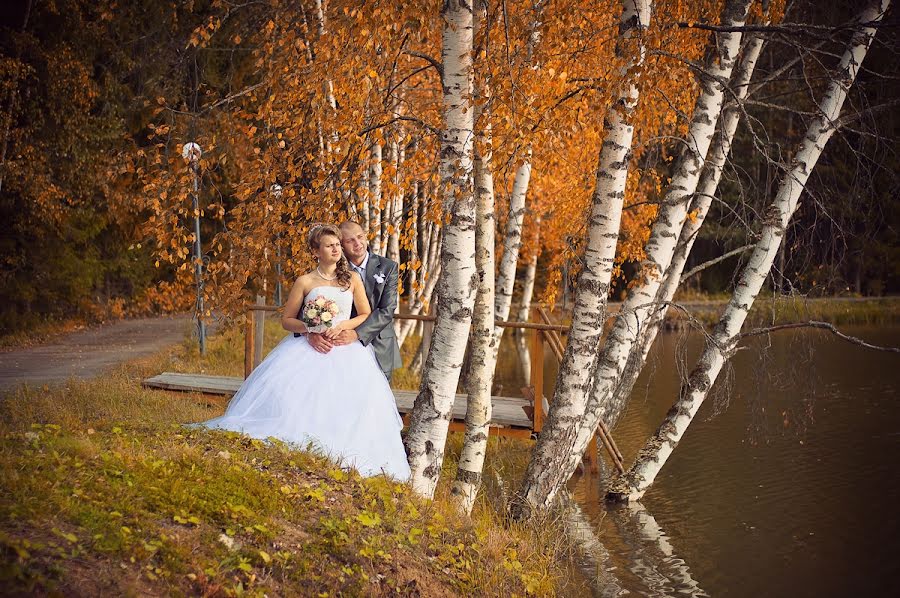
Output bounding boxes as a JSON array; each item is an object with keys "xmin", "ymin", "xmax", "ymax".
[
  {"xmin": 307, "ymin": 333, "xmax": 333, "ymax": 354},
  {"xmin": 332, "ymin": 330, "xmax": 359, "ymax": 346}
]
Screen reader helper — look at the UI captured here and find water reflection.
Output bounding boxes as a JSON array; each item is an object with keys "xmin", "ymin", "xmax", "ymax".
[{"xmin": 521, "ymin": 326, "xmax": 900, "ymax": 597}]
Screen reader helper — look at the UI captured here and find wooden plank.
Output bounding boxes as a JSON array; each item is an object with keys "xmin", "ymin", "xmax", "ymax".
[{"xmin": 143, "ymin": 372, "xmax": 533, "ymax": 429}]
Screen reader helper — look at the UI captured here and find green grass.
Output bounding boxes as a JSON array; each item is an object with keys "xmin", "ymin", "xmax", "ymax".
[{"xmin": 0, "ymin": 320, "xmax": 589, "ymax": 597}]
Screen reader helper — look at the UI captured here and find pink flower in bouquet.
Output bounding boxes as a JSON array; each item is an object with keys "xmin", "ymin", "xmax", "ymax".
[{"xmin": 301, "ymin": 294, "xmax": 341, "ymax": 333}]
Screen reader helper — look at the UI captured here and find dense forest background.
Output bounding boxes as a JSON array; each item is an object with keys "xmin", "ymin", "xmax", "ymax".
[{"xmin": 0, "ymin": 0, "xmax": 896, "ymax": 337}]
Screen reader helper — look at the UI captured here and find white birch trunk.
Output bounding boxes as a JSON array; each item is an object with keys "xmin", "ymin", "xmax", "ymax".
[
  {"xmin": 493, "ymin": 152, "xmax": 531, "ymax": 354},
  {"xmin": 608, "ymin": 0, "xmax": 888, "ymax": 502},
  {"xmin": 359, "ymin": 164, "xmax": 370, "ymax": 234},
  {"xmin": 580, "ymin": 0, "xmax": 752, "ymax": 443},
  {"xmin": 405, "ymin": 0, "xmax": 476, "ymax": 499},
  {"xmin": 610, "ymin": 33, "xmax": 766, "ymax": 412},
  {"xmin": 494, "ymin": 0, "xmax": 541, "ymax": 356},
  {"xmin": 408, "ymin": 180, "xmax": 420, "ymax": 306},
  {"xmin": 515, "ymin": 251, "xmax": 538, "ymax": 382},
  {"xmin": 452, "ymin": 110, "xmax": 495, "ymax": 513},
  {"xmin": 583, "ymin": 0, "xmax": 751, "ymax": 436},
  {"xmin": 452, "ymin": 3, "xmax": 496, "ymax": 513},
  {"xmin": 368, "ymin": 140, "xmax": 383, "ymax": 254},
  {"xmin": 512, "ymin": 0, "xmax": 653, "ymax": 519},
  {"xmin": 387, "ymin": 134, "xmax": 403, "ymax": 264}
]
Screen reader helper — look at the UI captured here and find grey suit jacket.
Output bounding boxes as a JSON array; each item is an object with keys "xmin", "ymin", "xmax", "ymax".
[{"xmin": 352, "ymin": 253, "xmax": 402, "ymax": 374}]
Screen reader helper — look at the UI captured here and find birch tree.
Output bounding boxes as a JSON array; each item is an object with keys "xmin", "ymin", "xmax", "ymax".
[
  {"xmin": 584, "ymin": 0, "xmax": 753, "ymax": 436},
  {"xmin": 405, "ymin": 0, "xmax": 477, "ymax": 499},
  {"xmin": 511, "ymin": 0, "xmax": 654, "ymax": 519},
  {"xmin": 608, "ymin": 0, "xmax": 890, "ymax": 502},
  {"xmin": 493, "ymin": 1, "xmax": 543, "ymax": 352},
  {"xmin": 494, "ymin": 153, "xmax": 531, "ymax": 346},
  {"xmin": 515, "ymin": 0, "xmax": 751, "ymax": 516},
  {"xmin": 451, "ymin": 1, "xmax": 497, "ymax": 514},
  {"xmin": 609, "ymin": 32, "xmax": 767, "ymax": 416}
]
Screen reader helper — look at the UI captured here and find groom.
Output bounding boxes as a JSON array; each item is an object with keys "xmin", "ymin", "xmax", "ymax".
[{"xmin": 303, "ymin": 220, "xmax": 402, "ymax": 382}]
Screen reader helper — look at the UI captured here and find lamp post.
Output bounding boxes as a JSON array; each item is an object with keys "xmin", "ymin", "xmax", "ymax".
[
  {"xmin": 182, "ymin": 142, "xmax": 206, "ymax": 355},
  {"xmin": 270, "ymin": 183, "xmax": 284, "ymax": 306}
]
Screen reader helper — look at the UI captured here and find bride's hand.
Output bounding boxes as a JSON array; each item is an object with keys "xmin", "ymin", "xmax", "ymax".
[{"xmin": 323, "ymin": 322, "xmax": 348, "ymax": 339}]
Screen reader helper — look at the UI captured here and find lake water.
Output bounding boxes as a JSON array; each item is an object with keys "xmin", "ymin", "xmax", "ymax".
[{"xmin": 500, "ymin": 326, "xmax": 900, "ymax": 597}]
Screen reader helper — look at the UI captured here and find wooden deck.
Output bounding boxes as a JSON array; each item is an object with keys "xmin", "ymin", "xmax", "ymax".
[{"xmin": 143, "ymin": 372, "xmax": 534, "ymax": 436}]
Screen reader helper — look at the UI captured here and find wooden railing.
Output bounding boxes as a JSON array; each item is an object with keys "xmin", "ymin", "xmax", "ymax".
[{"xmin": 244, "ymin": 302, "xmax": 623, "ymax": 474}]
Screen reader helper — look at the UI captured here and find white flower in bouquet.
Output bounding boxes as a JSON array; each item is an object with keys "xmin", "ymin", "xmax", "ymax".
[{"xmin": 321, "ymin": 311, "xmax": 333, "ymax": 322}]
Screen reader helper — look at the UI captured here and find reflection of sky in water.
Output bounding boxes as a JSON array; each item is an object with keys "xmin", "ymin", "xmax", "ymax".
[{"xmin": 548, "ymin": 326, "xmax": 900, "ymax": 598}]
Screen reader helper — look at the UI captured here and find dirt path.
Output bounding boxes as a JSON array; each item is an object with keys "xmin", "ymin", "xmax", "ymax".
[{"xmin": 0, "ymin": 315, "xmax": 196, "ymax": 393}]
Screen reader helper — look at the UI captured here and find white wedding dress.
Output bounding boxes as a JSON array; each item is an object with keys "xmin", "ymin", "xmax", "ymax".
[{"xmin": 198, "ymin": 285, "xmax": 410, "ymax": 480}]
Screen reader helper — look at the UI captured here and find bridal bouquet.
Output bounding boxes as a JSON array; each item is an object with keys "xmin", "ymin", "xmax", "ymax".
[{"xmin": 302, "ymin": 295, "xmax": 341, "ymax": 334}]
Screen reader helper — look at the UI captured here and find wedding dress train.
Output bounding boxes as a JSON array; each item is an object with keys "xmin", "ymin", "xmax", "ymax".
[{"xmin": 197, "ymin": 285, "xmax": 410, "ymax": 480}]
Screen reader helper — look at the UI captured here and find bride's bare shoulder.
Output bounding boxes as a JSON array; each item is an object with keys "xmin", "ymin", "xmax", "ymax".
[{"xmin": 290, "ymin": 272, "xmax": 316, "ymax": 292}]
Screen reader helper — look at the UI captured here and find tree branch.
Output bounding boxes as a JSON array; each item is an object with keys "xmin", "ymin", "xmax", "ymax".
[
  {"xmin": 674, "ymin": 20, "xmax": 892, "ymax": 35},
  {"xmin": 740, "ymin": 321, "xmax": 900, "ymax": 353},
  {"xmin": 680, "ymin": 244, "xmax": 755, "ymax": 284},
  {"xmin": 357, "ymin": 115, "xmax": 439, "ymax": 137},
  {"xmin": 403, "ymin": 50, "xmax": 443, "ymax": 80}
]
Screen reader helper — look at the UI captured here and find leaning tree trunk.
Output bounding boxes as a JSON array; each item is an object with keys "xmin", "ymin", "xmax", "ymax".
[
  {"xmin": 609, "ymin": 32, "xmax": 766, "ymax": 414},
  {"xmin": 452, "ymin": 12, "xmax": 496, "ymax": 511},
  {"xmin": 405, "ymin": 0, "xmax": 476, "ymax": 499},
  {"xmin": 493, "ymin": 152, "xmax": 531, "ymax": 355},
  {"xmin": 558, "ymin": 0, "xmax": 752, "ymax": 480},
  {"xmin": 493, "ymin": 0, "xmax": 542, "ymax": 358},
  {"xmin": 511, "ymin": 0, "xmax": 654, "ymax": 519},
  {"xmin": 608, "ymin": 0, "xmax": 888, "ymax": 502}
]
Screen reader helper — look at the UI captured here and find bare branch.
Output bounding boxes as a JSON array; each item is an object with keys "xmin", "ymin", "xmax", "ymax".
[
  {"xmin": 680, "ymin": 244, "xmax": 755, "ymax": 283},
  {"xmin": 403, "ymin": 50, "xmax": 444, "ymax": 80},
  {"xmin": 740, "ymin": 321, "xmax": 900, "ymax": 353},
  {"xmin": 357, "ymin": 115, "xmax": 440, "ymax": 137}
]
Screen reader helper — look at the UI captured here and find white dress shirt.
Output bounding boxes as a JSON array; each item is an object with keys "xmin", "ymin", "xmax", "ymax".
[{"xmin": 351, "ymin": 252, "xmax": 370, "ymax": 280}]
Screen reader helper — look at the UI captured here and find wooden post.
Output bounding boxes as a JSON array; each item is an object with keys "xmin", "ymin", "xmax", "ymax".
[
  {"xmin": 253, "ymin": 295, "xmax": 265, "ymax": 369},
  {"xmin": 598, "ymin": 419, "xmax": 625, "ymax": 465},
  {"xmin": 244, "ymin": 313, "xmax": 255, "ymax": 378},
  {"xmin": 530, "ymin": 328, "xmax": 544, "ymax": 432}
]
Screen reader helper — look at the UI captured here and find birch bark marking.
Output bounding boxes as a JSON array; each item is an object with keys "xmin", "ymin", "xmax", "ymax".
[
  {"xmin": 452, "ymin": 2, "xmax": 496, "ymax": 513},
  {"xmin": 609, "ymin": 0, "xmax": 889, "ymax": 502},
  {"xmin": 511, "ymin": 0, "xmax": 653, "ymax": 519},
  {"xmin": 577, "ymin": 0, "xmax": 751, "ymax": 452},
  {"xmin": 609, "ymin": 33, "xmax": 766, "ymax": 413},
  {"xmin": 405, "ymin": 0, "xmax": 477, "ymax": 499}
]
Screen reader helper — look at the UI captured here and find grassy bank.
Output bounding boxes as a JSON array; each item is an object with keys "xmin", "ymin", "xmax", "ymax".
[
  {"xmin": 0, "ymin": 331, "xmax": 588, "ymax": 596},
  {"xmin": 663, "ymin": 295, "xmax": 900, "ymax": 328}
]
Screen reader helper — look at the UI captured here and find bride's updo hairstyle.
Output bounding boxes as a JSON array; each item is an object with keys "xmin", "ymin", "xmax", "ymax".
[{"xmin": 308, "ymin": 223, "xmax": 352, "ymax": 290}]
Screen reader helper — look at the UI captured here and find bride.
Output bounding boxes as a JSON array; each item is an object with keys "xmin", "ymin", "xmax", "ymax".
[{"xmin": 198, "ymin": 223, "xmax": 410, "ymax": 480}]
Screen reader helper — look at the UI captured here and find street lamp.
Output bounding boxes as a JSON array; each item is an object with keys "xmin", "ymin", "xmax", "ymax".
[
  {"xmin": 270, "ymin": 183, "xmax": 284, "ymax": 306},
  {"xmin": 182, "ymin": 142, "xmax": 206, "ymax": 355}
]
